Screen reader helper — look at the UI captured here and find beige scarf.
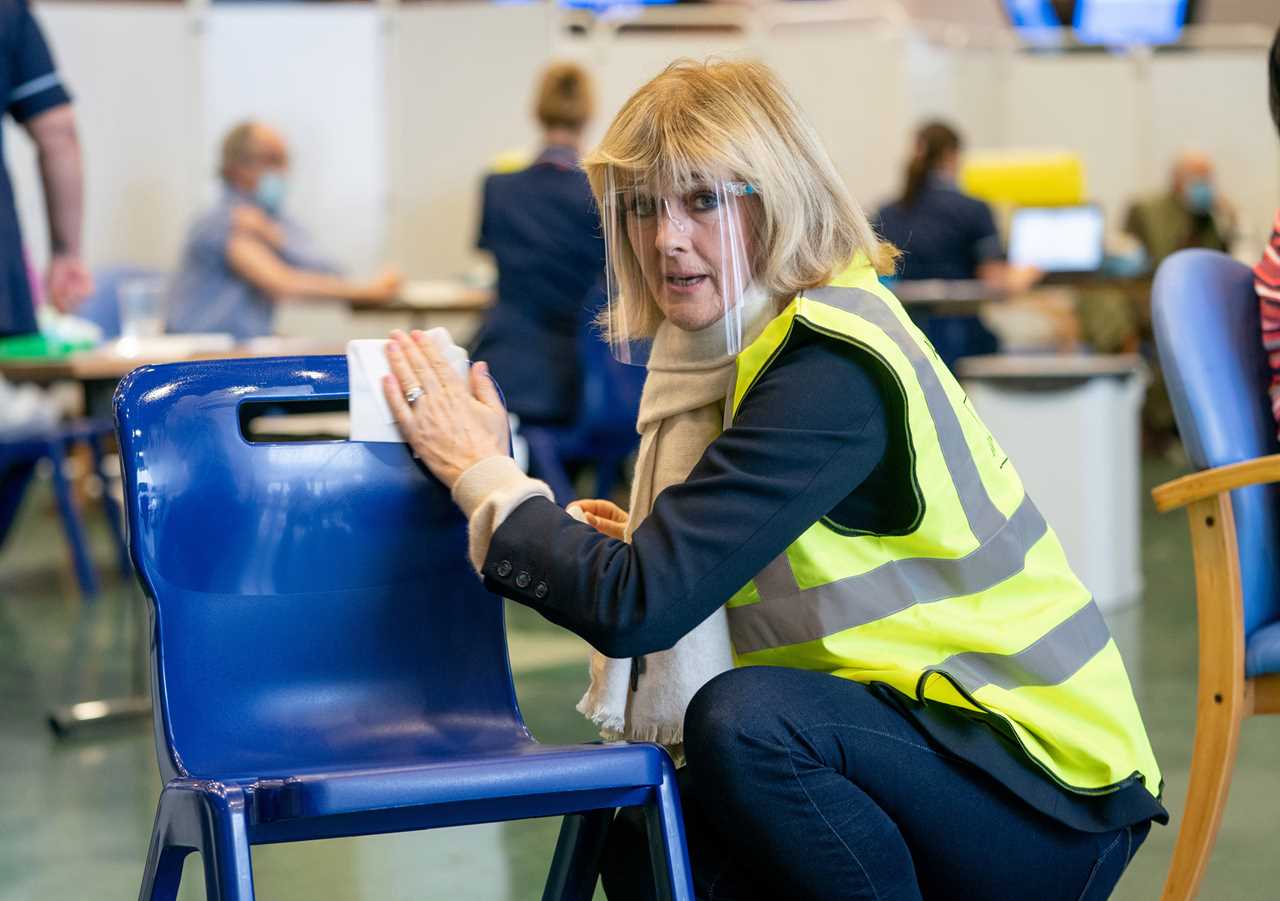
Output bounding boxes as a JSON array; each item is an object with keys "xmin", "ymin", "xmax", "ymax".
[{"xmin": 576, "ymin": 289, "xmax": 775, "ymax": 750}]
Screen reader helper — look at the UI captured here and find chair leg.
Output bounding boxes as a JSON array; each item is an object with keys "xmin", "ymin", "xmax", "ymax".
[
  {"xmin": 1161, "ymin": 684, "xmax": 1245, "ymax": 900},
  {"xmin": 137, "ymin": 835, "xmax": 189, "ymax": 901},
  {"xmin": 87, "ymin": 431, "xmax": 131, "ymax": 578},
  {"xmin": 0, "ymin": 461, "xmax": 36, "ymax": 550},
  {"xmin": 199, "ymin": 789, "xmax": 256, "ymax": 901},
  {"xmin": 643, "ymin": 756, "xmax": 695, "ymax": 901},
  {"xmin": 139, "ymin": 782, "xmax": 256, "ymax": 901},
  {"xmin": 45, "ymin": 441, "xmax": 99, "ymax": 599},
  {"xmin": 542, "ymin": 809, "xmax": 615, "ymax": 901}
]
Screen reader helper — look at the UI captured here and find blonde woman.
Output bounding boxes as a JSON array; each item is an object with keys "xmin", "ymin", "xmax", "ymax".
[{"xmin": 383, "ymin": 60, "xmax": 1165, "ymax": 901}]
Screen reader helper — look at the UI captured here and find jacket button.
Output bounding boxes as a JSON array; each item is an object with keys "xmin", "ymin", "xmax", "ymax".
[
  {"xmin": 534, "ymin": 580, "xmax": 549, "ymax": 599},
  {"xmin": 496, "ymin": 560, "xmax": 512, "ymax": 578},
  {"xmin": 515, "ymin": 571, "xmax": 531, "ymax": 589}
]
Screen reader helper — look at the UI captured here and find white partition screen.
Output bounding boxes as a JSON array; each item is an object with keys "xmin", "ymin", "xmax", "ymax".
[{"xmin": 204, "ymin": 5, "xmax": 387, "ymax": 275}]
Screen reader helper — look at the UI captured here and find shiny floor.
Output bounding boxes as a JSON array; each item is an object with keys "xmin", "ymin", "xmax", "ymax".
[{"xmin": 2, "ymin": 459, "xmax": 1279, "ymax": 900}]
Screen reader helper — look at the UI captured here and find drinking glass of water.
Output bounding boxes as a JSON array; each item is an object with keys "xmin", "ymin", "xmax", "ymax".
[{"xmin": 118, "ymin": 276, "xmax": 167, "ymax": 339}]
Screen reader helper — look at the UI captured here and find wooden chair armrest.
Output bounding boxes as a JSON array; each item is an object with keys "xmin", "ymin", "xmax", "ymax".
[{"xmin": 1152, "ymin": 453, "xmax": 1280, "ymax": 513}]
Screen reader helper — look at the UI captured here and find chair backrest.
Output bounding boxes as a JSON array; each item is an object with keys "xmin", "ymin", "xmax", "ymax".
[
  {"xmin": 114, "ymin": 356, "xmax": 527, "ymax": 784},
  {"xmin": 574, "ymin": 329, "xmax": 645, "ymax": 450},
  {"xmin": 1153, "ymin": 249, "xmax": 1280, "ymax": 638}
]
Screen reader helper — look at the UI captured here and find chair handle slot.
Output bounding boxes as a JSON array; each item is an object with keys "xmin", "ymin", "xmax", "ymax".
[{"xmin": 238, "ymin": 398, "xmax": 350, "ymax": 444}]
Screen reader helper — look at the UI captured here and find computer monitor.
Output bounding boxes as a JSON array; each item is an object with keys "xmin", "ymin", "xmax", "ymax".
[
  {"xmin": 1007, "ymin": 205, "xmax": 1105, "ymax": 273},
  {"xmin": 1073, "ymin": 0, "xmax": 1190, "ymax": 47}
]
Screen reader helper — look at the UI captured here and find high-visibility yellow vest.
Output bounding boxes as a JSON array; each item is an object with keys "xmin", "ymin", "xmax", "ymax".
[{"xmin": 725, "ymin": 259, "xmax": 1161, "ymax": 799}]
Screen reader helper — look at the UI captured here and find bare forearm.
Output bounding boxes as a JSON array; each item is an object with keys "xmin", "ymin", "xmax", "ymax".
[
  {"xmin": 226, "ymin": 234, "xmax": 393, "ymax": 303},
  {"xmin": 31, "ymin": 108, "xmax": 84, "ymax": 256},
  {"xmin": 278, "ymin": 268, "xmax": 373, "ymax": 301}
]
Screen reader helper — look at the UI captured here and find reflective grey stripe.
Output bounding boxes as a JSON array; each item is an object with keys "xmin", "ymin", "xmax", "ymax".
[
  {"xmin": 807, "ymin": 286, "xmax": 1006, "ymax": 542},
  {"xmin": 728, "ymin": 494, "xmax": 1048, "ymax": 654},
  {"xmin": 934, "ymin": 599, "xmax": 1110, "ymax": 693},
  {"xmin": 10, "ymin": 72, "xmax": 61, "ymax": 103}
]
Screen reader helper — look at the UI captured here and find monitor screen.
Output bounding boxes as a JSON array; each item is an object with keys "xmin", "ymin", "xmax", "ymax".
[
  {"xmin": 1002, "ymin": 0, "xmax": 1064, "ymax": 46},
  {"xmin": 1007, "ymin": 206, "xmax": 1105, "ymax": 273},
  {"xmin": 1073, "ymin": 0, "xmax": 1189, "ymax": 47}
]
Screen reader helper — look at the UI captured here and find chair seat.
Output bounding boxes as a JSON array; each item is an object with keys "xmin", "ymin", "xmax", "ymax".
[
  {"xmin": 1247, "ymin": 621, "xmax": 1280, "ymax": 678},
  {"xmin": 231, "ymin": 739, "xmax": 668, "ymax": 823}
]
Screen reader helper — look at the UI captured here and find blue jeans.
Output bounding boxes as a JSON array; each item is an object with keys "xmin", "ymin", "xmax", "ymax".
[{"xmin": 602, "ymin": 667, "xmax": 1149, "ymax": 901}]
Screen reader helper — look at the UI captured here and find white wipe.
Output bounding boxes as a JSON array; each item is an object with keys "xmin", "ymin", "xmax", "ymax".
[{"xmin": 347, "ymin": 330, "xmax": 469, "ymax": 443}]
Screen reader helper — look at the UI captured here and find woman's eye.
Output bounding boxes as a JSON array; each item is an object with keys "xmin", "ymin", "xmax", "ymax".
[
  {"xmin": 690, "ymin": 192, "xmax": 719, "ymax": 212},
  {"xmin": 631, "ymin": 195, "xmax": 657, "ymax": 217}
]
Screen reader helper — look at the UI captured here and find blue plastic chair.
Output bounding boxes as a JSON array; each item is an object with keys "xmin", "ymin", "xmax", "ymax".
[
  {"xmin": 0, "ymin": 418, "xmax": 129, "ymax": 598},
  {"xmin": 115, "ymin": 355, "xmax": 692, "ymax": 901},
  {"xmin": 523, "ymin": 331, "xmax": 646, "ymax": 504},
  {"xmin": 1151, "ymin": 249, "xmax": 1280, "ymax": 900}
]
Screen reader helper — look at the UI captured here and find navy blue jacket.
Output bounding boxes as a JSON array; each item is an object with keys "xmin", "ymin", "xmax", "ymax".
[
  {"xmin": 471, "ymin": 146, "xmax": 605, "ymax": 425},
  {"xmin": 874, "ymin": 177, "xmax": 1002, "ymax": 281}
]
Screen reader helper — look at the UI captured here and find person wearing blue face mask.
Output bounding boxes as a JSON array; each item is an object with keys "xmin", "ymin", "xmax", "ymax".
[
  {"xmin": 166, "ymin": 120, "xmax": 401, "ymax": 340},
  {"xmin": 1123, "ymin": 150, "xmax": 1237, "ymax": 271}
]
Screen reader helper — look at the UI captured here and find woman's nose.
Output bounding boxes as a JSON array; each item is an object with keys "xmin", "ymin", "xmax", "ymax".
[{"xmin": 654, "ymin": 199, "xmax": 690, "ymax": 253}]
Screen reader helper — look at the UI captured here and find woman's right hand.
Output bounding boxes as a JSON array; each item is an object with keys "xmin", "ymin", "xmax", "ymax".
[{"xmin": 568, "ymin": 498, "xmax": 629, "ymax": 541}]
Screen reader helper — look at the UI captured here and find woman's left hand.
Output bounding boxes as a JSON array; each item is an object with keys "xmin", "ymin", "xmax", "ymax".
[{"xmin": 382, "ymin": 329, "xmax": 509, "ymax": 490}]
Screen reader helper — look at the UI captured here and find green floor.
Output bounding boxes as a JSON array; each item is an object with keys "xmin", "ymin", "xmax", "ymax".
[{"xmin": 2, "ymin": 459, "xmax": 1279, "ymax": 899}]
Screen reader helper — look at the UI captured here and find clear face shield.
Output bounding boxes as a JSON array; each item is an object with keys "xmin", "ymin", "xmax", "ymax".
[{"xmin": 601, "ymin": 169, "xmax": 757, "ymax": 365}]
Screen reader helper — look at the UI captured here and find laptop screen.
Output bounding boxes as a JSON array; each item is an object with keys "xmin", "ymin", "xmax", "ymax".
[{"xmin": 1007, "ymin": 205, "xmax": 1105, "ymax": 273}]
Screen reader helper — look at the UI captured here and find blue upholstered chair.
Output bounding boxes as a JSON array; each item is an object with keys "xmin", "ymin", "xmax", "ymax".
[
  {"xmin": 115, "ymin": 355, "xmax": 691, "ymax": 901},
  {"xmin": 1151, "ymin": 249, "xmax": 1280, "ymax": 900}
]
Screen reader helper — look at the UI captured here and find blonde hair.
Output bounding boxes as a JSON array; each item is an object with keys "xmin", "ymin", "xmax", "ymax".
[
  {"xmin": 535, "ymin": 62, "xmax": 594, "ymax": 132},
  {"xmin": 583, "ymin": 58, "xmax": 897, "ymax": 341}
]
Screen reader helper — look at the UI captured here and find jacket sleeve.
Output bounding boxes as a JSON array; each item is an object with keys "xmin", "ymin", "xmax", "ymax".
[{"xmin": 481, "ymin": 326, "xmax": 891, "ymax": 658}]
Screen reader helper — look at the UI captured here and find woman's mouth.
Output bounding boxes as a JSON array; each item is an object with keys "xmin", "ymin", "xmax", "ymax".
[{"xmin": 665, "ymin": 274, "xmax": 708, "ymax": 293}]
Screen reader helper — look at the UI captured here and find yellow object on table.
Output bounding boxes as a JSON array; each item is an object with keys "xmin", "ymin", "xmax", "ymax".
[{"xmin": 960, "ymin": 151, "xmax": 1086, "ymax": 208}]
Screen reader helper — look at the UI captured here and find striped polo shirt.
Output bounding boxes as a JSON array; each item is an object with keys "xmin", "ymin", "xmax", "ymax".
[{"xmin": 1257, "ymin": 210, "xmax": 1280, "ymax": 434}]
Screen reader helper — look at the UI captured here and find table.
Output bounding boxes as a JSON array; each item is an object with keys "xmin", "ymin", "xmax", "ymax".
[
  {"xmin": 892, "ymin": 279, "xmax": 1007, "ymax": 313},
  {"xmin": 0, "ymin": 336, "xmax": 345, "ymax": 386}
]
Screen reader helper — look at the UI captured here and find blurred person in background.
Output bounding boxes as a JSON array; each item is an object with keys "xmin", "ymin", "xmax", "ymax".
[
  {"xmin": 1258, "ymin": 24, "xmax": 1280, "ymax": 439},
  {"xmin": 166, "ymin": 121, "xmax": 400, "ymax": 341},
  {"xmin": 469, "ymin": 62, "xmax": 605, "ymax": 426},
  {"xmin": 0, "ymin": 0, "xmax": 92, "ymax": 337},
  {"xmin": 874, "ymin": 120, "xmax": 1040, "ymax": 368},
  {"xmin": 1124, "ymin": 150, "xmax": 1237, "ymax": 270}
]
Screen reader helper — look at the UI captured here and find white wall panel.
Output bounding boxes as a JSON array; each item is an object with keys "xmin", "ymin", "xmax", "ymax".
[
  {"xmin": 1001, "ymin": 54, "xmax": 1142, "ymax": 232},
  {"xmin": 1148, "ymin": 51, "xmax": 1280, "ymax": 250},
  {"xmin": 204, "ymin": 5, "xmax": 387, "ymax": 274},
  {"xmin": 905, "ymin": 39, "xmax": 1006, "ymax": 148},
  {"xmin": 765, "ymin": 23, "xmax": 910, "ymax": 212},
  {"xmin": 390, "ymin": 3, "xmax": 552, "ymax": 279},
  {"xmin": 6, "ymin": 4, "xmax": 198, "ymax": 273}
]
